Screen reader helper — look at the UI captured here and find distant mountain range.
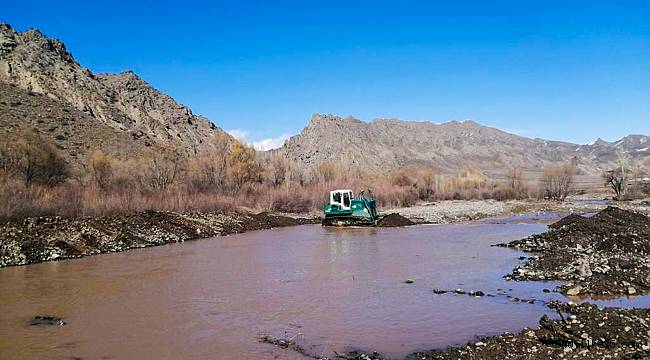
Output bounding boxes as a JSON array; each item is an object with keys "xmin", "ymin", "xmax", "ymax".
[
  {"xmin": 280, "ymin": 114, "xmax": 649, "ymax": 181},
  {"xmin": 1, "ymin": 23, "xmax": 647, "ymax": 182}
]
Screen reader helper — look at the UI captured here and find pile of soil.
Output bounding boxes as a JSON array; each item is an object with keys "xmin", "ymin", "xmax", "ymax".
[
  {"xmin": 0, "ymin": 211, "xmax": 318, "ymax": 267},
  {"xmin": 413, "ymin": 302, "xmax": 650, "ymax": 360},
  {"xmin": 500, "ymin": 207, "xmax": 650, "ymax": 296},
  {"xmin": 377, "ymin": 213, "xmax": 415, "ymax": 227}
]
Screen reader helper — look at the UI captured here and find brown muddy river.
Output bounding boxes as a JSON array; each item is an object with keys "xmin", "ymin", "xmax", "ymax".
[{"xmin": 1, "ymin": 221, "xmax": 647, "ymax": 359}]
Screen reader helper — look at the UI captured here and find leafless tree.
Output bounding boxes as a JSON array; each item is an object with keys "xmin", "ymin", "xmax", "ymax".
[
  {"xmin": 269, "ymin": 154, "xmax": 287, "ymax": 186},
  {"xmin": 602, "ymin": 154, "xmax": 633, "ymax": 199},
  {"xmin": 540, "ymin": 163, "xmax": 577, "ymax": 201},
  {"xmin": 140, "ymin": 147, "xmax": 184, "ymax": 191}
]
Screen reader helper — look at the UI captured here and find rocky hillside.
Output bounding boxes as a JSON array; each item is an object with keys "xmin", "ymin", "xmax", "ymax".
[
  {"xmin": 0, "ymin": 23, "xmax": 231, "ymax": 159},
  {"xmin": 281, "ymin": 114, "xmax": 649, "ymax": 179},
  {"xmin": 0, "ymin": 81, "xmax": 147, "ymax": 166}
]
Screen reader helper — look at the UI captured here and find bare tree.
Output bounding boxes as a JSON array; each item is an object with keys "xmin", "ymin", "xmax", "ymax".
[
  {"xmin": 602, "ymin": 154, "xmax": 630, "ymax": 199},
  {"xmin": 505, "ymin": 166, "xmax": 527, "ymax": 199},
  {"xmin": 540, "ymin": 163, "xmax": 577, "ymax": 201},
  {"xmin": 140, "ymin": 147, "xmax": 184, "ymax": 191},
  {"xmin": 269, "ymin": 154, "xmax": 287, "ymax": 186}
]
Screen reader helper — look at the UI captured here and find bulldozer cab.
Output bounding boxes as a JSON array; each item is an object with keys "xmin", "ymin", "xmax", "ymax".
[{"xmin": 330, "ymin": 190, "xmax": 353, "ymax": 210}]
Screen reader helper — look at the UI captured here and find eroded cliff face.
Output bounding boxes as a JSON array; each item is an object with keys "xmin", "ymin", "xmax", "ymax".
[{"xmin": 0, "ymin": 23, "xmax": 231, "ymax": 157}]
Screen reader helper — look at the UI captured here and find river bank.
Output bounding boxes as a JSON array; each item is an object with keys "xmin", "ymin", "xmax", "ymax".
[
  {"xmin": 389, "ymin": 197, "xmax": 650, "ymax": 224},
  {"xmin": 501, "ymin": 207, "xmax": 650, "ymax": 297},
  {"xmin": 413, "ymin": 301, "xmax": 650, "ymax": 360},
  {"xmin": 0, "ymin": 210, "xmax": 319, "ymax": 267},
  {"xmin": 263, "ymin": 301, "xmax": 650, "ymax": 360}
]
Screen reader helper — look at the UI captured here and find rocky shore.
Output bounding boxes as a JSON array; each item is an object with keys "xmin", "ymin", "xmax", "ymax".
[
  {"xmin": 262, "ymin": 301, "xmax": 650, "ymax": 359},
  {"xmin": 414, "ymin": 302, "xmax": 650, "ymax": 360},
  {"xmin": 0, "ymin": 210, "xmax": 318, "ymax": 267},
  {"xmin": 500, "ymin": 207, "xmax": 650, "ymax": 297}
]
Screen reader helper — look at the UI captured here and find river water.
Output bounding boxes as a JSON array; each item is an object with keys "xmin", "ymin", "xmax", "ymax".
[{"xmin": 0, "ymin": 220, "xmax": 646, "ymax": 359}]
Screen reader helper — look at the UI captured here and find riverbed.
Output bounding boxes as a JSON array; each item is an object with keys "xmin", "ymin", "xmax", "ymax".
[{"xmin": 0, "ymin": 220, "xmax": 646, "ymax": 359}]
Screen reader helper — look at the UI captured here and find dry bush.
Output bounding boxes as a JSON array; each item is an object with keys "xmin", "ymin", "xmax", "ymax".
[
  {"xmin": 315, "ymin": 160, "xmax": 337, "ymax": 184},
  {"xmin": 9, "ymin": 127, "xmax": 69, "ymax": 186},
  {"xmin": 390, "ymin": 168, "xmax": 413, "ymax": 187},
  {"xmin": 269, "ymin": 188, "xmax": 313, "ymax": 213},
  {"xmin": 541, "ymin": 163, "xmax": 577, "ymax": 201},
  {"xmin": 0, "ymin": 136, "xmax": 20, "ymax": 181},
  {"xmin": 88, "ymin": 149, "xmax": 113, "ymax": 191}
]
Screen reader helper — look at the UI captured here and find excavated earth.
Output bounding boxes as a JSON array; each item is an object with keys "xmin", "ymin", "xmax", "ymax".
[
  {"xmin": 0, "ymin": 211, "xmax": 318, "ymax": 267},
  {"xmin": 413, "ymin": 302, "xmax": 650, "ymax": 360},
  {"xmin": 499, "ymin": 207, "xmax": 650, "ymax": 297}
]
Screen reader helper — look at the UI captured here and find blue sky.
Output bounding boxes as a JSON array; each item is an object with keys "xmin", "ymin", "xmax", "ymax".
[{"xmin": 3, "ymin": 1, "xmax": 649, "ymax": 148}]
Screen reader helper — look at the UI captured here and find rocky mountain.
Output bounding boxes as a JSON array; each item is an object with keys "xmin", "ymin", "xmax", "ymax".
[
  {"xmin": 281, "ymin": 114, "xmax": 649, "ymax": 180},
  {"xmin": 0, "ymin": 23, "xmax": 231, "ymax": 160},
  {"xmin": 576, "ymin": 135, "xmax": 650, "ymax": 162},
  {"xmin": 0, "ymin": 81, "xmax": 148, "ymax": 166}
]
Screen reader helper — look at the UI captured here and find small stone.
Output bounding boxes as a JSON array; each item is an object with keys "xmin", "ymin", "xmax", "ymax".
[
  {"xmin": 404, "ymin": 279, "xmax": 415, "ymax": 284},
  {"xmin": 566, "ymin": 286, "xmax": 582, "ymax": 296},
  {"xmin": 627, "ymin": 287, "xmax": 636, "ymax": 295}
]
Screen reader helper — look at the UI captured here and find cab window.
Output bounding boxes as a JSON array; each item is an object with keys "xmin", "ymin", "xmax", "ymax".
[
  {"xmin": 333, "ymin": 192, "xmax": 342, "ymax": 204},
  {"xmin": 343, "ymin": 192, "xmax": 351, "ymax": 207}
]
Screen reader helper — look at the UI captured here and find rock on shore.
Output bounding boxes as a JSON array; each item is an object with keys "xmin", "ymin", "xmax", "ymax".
[
  {"xmin": 500, "ymin": 207, "xmax": 650, "ymax": 296},
  {"xmin": 413, "ymin": 302, "xmax": 650, "ymax": 360},
  {"xmin": 0, "ymin": 211, "xmax": 318, "ymax": 267}
]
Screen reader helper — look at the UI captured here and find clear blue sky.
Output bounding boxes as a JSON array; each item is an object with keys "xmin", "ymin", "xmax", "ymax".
[{"xmin": 3, "ymin": 0, "xmax": 649, "ymax": 147}]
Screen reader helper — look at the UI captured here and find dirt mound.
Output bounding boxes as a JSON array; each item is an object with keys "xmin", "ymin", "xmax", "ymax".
[
  {"xmin": 377, "ymin": 213, "xmax": 414, "ymax": 227},
  {"xmin": 502, "ymin": 207, "xmax": 650, "ymax": 296},
  {"xmin": 547, "ymin": 213, "xmax": 588, "ymax": 229}
]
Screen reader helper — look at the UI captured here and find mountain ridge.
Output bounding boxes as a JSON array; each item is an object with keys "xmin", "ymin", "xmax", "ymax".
[
  {"xmin": 280, "ymin": 113, "xmax": 649, "ymax": 178},
  {"xmin": 0, "ymin": 22, "xmax": 231, "ymax": 160}
]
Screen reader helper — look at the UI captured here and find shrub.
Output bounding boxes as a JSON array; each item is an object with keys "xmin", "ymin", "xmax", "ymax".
[
  {"xmin": 88, "ymin": 149, "xmax": 114, "ymax": 191},
  {"xmin": 13, "ymin": 128, "xmax": 69, "ymax": 186},
  {"xmin": 270, "ymin": 191, "xmax": 312, "ymax": 213}
]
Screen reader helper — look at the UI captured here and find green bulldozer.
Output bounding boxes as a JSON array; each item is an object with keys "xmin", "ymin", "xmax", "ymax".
[{"xmin": 322, "ymin": 189, "xmax": 380, "ymax": 226}]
